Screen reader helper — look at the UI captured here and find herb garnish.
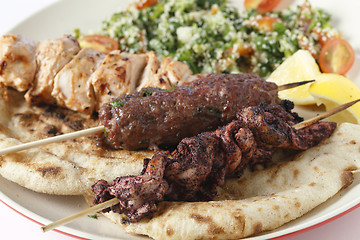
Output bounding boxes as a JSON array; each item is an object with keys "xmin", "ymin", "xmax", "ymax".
[
  {"xmin": 141, "ymin": 88, "xmax": 154, "ymax": 97},
  {"xmin": 88, "ymin": 214, "xmax": 98, "ymax": 219},
  {"xmin": 111, "ymin": 99, "xmax": 124, "ymax": 108},
  {"xmin": 166, "ymin": 85, "xmax": 176, "ymax": 91},
  {"xmin": 104, "ymin": 128, "xmax": 108, "ymax": 138}
]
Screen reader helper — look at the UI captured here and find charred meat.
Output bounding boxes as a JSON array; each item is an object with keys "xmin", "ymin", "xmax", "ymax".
[
  {"xmin": 92, "ymin": 101, "xmax": 337, "ymax": 222},
  {"xmin": 98, "ymin": 73, "xmax": 280, "ymax": 150}
]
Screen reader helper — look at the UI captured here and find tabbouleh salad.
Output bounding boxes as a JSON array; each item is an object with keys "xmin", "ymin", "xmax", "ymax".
[{"xmin": 80, "ymin": 0, "xmax": 340, "ymax": 77}]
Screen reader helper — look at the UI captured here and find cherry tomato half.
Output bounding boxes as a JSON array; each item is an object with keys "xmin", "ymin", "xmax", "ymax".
[
  {"xmin": 78, "ymin": 35, "xmax": 119, "ymax": 54},
  {"xmin": 318, "ymin": 38, "xmax": 355, "ymax": 75},
  {"xmin": 255, "ymin": 16, "xmax": 279, "ymax": 32},
  {"xmin": 136, "ymin": 0, "xmax": 158, "ymax": 10},
  {"xmin": 244, "ymin": 0, "xmax": 282, "ymax": 13}
]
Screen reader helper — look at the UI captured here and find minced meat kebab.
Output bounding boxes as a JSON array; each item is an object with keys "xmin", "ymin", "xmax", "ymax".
[{"xmin": 98, "ymin": 73, "xmax": 280, "ymax": 150}]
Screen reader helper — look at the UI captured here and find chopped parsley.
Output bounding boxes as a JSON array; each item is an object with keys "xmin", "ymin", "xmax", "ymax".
[
  {"xmin": 103, "ymin": 128, "xmax": 108, "ymax": 138},
  {"xmin": 88, "ymin": 214, "xmax": 98, "ymax": 219},
  {"xmin": 96, "ymin": 0, "xmax": 338, "ymax": 77},
  {"xmin": 141, "ymin": 88, "xmax": 154, "ymax": 97},
  {"xmin": 163, "ymin": 85, "xmax": 176, "ymax": 92},
  {"xmin": 111, "ymin": 99, "xmax": 124, "ymax": 108}
]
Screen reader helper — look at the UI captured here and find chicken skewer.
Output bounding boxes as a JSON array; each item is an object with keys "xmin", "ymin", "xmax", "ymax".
[
  {"xmin": 0, "ymin": 76, "xmax": 313, "ymax": 156},
  {"xmin": 0, "ymin": 34, "xmax": 193, "ymax": 114},
  {"xmin": 41, "ymin": 99, "xmax": 355, "ymax": 233},
  {"xmin": 0, "ymin": 34, "xmax": 315, "ymax": 115}
]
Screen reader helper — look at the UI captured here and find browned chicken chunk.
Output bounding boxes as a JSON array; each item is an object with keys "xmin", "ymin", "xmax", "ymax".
[
  {"xmin": 91, "ymin": 50, "xmax": 148, "ymax": 110},
  {"xmin": 0, "ymin": 34, "xmax": 37, "ymax": 92},
  {"xmin": 52, "ymin": 48, "xmax": 105, "ymax": 114},
  {"xmin": 136, "ymin": 53, "xmax": 193, "ymax": 91},
  {"xmin": 25, "ymin": 35, "xmax": 81, "ymax": 104}
]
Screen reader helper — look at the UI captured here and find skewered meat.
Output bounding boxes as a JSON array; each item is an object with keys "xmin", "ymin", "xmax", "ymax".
[
  {"xmin": 0, "ymin": 34, "xmax": 37, "ymax": 92},
  {"xmin": 135, "ymin": 51, "xmax": 162, "ymax": 91},
  {"xmin": 159, "ymin": 57, "xmax": 193, "ymax": 86},
  {"xmin": 25, "ymin": 35, "xmax": 81, "ymax": 104},
  {"xmin": 99, "ymin": 73, "xmax": 280, "ymax": 150},
  {"xmin": 0, "ymin": 34, "xmax": 193, "ymax": 114},
  {"xmin": 93, "ymin": 151, "xmax": 169, "ymax": 222},
  {"xmin": 92, "ymin": 101, "xmax": 337, "ymax": 222},
  {"xmin": 51, "ymin": 48, "xmax": 105, "ymax": 114},
  {"xmin": 90, "ymin": 50, "xmax": 148, "ymax": 110}
]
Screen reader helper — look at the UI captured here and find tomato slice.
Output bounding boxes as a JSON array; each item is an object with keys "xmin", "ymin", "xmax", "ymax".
[
  {"xmin": 136, "ymin": 0, "xmax": 158, "ymax": 10},
  {"xmin": 244, "ymin": 0, "xmax": 282, "ymax": 13},
  {"xmin": 78, "ymin": 35, "xmax": 119, "ymax": 54},
  {"xmin": 318, "ymin": 38, "xmax": 355, "ymax": 75},
  {"xmin": 255, "ymin": 16, "xmax": 279, "ymax": 32}
]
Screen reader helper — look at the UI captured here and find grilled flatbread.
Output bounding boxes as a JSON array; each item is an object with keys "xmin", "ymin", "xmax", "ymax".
[
  {"xmin": 1, "ymin": 88, "xmax": 360, "ymax": 239},
  {"xmin": 86, "ymin": 123, "xmax": 360, "ymax": 240}
]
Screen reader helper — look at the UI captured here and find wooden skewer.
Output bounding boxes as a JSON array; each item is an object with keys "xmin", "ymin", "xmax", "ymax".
[
  {"xmin": 277, "ymin": 79, "xmax": 315, "ymax": 91},
  {"xmin": 0, "ymin": 126, "xmax": 104, "ymax": 156},
  {"xmin": 41, "ymin": 197, "xmax": 119, "ymax": 232},
  {"xmin": 293, "ymin": 99, "xmax": 360, "ymax": 130},
  {"xmin": 0, "ymin": 81, "xmax": 314, "ymax": 156},
  {"xmin": 40, "ymin": 99, "xmax": 360, "ymax": 233}
]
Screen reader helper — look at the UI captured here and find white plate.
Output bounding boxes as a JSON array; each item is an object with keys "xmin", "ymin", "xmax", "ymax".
[{"xmin": 1, "ymin": 0, "xmax": 360, "ymax": 239}]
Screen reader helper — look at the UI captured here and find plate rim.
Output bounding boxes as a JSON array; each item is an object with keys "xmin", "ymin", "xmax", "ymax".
[{"xmin": 1, "ymin": 0, "xmax": 360, "ymax": 239}]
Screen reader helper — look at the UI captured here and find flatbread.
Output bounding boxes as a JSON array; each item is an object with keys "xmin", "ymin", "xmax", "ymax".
[
  {"xmin": 0, "ymin": 89, "xmax": 155, "ymax": 194},
  {"xmin": 1, "ymin": 88, "xmax": 360, "ymax": 239},
  {"xmin": 92, "ymin": 123, "xmax": 360, "ymax": 240}
]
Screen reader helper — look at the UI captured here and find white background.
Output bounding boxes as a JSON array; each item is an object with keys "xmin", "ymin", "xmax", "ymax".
[{"xmin": 1, "ymin": 0, "xmax": 360, "ymax": 239}]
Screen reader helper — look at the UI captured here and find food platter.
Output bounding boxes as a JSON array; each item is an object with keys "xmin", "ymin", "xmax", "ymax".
[{"xmin": 1, "ymin": 0, "xmax": 360, "ymax": 239}]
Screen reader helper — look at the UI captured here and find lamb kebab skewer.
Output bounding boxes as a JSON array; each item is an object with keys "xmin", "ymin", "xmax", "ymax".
[
  {"xmin": 0, "ymin": 74, "xmax": 313, "ymax": 156},
  {"xmin": 41, "ymin": 99, "xmax": 358, "ymax": 233}
]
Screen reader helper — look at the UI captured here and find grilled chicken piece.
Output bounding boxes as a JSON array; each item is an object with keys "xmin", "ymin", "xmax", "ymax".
[
  {"xmin": 157, "ymin": 57, "xmax": 193, "ymax": 86},
  {"xmin": 136, "ymin": 53, "xmax": 193, "ymax": 91},
  {"xmin": 136, "ymin": 51, "xmax": 162, "ymax": 91},
  {"xmin": 52, "ymin": 48, "xmax": 105, "ymax": 114},
  {"xmin": 25, "ymin": 35, "xmax": 81, "ymax": 104},
  {"xmin": 0, "ymin": 34, "xmax": 37, "ymax": 92},
  {"xmin": 91, "ymin": 50, "xmax": 147, "ymax": 110}
]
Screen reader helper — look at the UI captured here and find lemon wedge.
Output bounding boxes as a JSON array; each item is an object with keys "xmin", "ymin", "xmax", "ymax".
[
  {"xmin": 309, "ymin": 73, "xmax": 360, "ymax": 124},
  {"xmin": 267, "ymin": 50, "xmax": 321, "ymax": 105}
]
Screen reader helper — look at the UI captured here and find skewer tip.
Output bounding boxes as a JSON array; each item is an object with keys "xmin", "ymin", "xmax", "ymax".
[
  {"xmin": 277, "ymin": 79, "xmax": 315, "ymax": 91},
  {"xmin": 293, "ymin": 98, "xmax": 360, "ymax": 130}
]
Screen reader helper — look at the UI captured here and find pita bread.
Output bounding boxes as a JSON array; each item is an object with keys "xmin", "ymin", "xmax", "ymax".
[
  {"xmin": 1, "ymin": 88, "xmax": 360, "ymax": 239},
  {"xmin": 90, "ymin": 123, "xmax": 360, "ymax": 240},
  {"xmin": 0, "ymin": 89, "xmax": 155, "ymax": 194}
]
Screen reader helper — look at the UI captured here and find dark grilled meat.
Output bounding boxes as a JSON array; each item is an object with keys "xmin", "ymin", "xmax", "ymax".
[
  {"xmin": 92, "ymin": 102, "xmax": 337, "ymax": 222},
  {"xmin": 98, "ymin": 73, "xmax": 279, "ymax": 150},
  {"xmin": 93, "ymin": 151, "xmax": 169, "ymax": 222}
]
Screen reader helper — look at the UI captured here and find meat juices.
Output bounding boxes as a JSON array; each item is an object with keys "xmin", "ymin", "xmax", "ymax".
[{"xmin": 99, "ymin": 73, "xmax": 280, "ymax": 150}]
